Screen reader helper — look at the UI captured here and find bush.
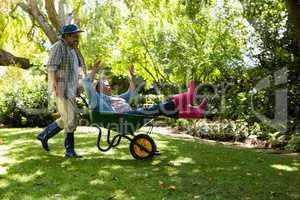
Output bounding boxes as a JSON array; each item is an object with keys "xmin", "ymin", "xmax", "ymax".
[
  {"xmin": 268, "ymin": 132, "xmax": 289, "ymax": 149},
  {"xmin": 286, "ymin": 134, "xmax": 300, "ymax": 152},
  {"xmin": 174, "ymin": 119, "xmax": 249, "ymax": 142},
  {"xmin": 0, "ymin": 89, "xmax": 22, "ymax": 126},
  {"xmin": 144, "ymin": 94, "xmax": 166, "ymax": 105},
  {"xmin": 0, "ymin": 69, "xmax": 54, "ymax": 127}
]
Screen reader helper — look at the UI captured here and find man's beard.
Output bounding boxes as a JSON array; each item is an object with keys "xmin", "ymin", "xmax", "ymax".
[{"xmin": 73, "ymin": 40, "xmax": 79, "ymax": 48}]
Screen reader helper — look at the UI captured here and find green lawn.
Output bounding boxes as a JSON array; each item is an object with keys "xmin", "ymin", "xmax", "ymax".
[{"xmin": 0, "ymin": 128, "xmax": 299, "ymax": 200}]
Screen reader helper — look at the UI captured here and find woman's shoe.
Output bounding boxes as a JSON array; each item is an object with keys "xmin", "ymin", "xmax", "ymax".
[
  {"xmin": 178, "ymin": 99, "xmax": 208, "ymax": 119},
  {"xmin": 178, "ymin": 108, "xmax": 205, "ymax": 119}
]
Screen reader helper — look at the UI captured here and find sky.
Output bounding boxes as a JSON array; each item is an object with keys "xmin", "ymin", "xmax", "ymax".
[{"xmin": 0, "ymin": 66, "xmax": 7, "ymax": 76}]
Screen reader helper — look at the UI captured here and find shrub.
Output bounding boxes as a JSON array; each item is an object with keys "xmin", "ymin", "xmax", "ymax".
[
  {"xmin": 0, "ymin": 69, "xmax": 54, "ymax": 127},
  {"xmin": 269, "ymin": 132, "xmax": 289, "ymax": 149},
  {"xmin": 144, "ymin": 94, "xmax": 165, "ymax": 105},
  {"xmin": 174, "ymin": 119, "xmax": 249, "ymax": 142},
  {"xmin": 286, "ymin": 133, "xmax": 300, "ymax": 152}
]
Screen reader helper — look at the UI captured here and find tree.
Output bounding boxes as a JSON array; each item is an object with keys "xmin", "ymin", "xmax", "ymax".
[
  {"xmin": 0, "ymin": 0, "xmax": 73, "ymax": 67},
  {"xmin": 285, "ymin": 0, "xmax": 300, "ymax": 50}
]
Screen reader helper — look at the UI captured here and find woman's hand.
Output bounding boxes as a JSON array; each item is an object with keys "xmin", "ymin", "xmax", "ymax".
[
  {"xmin": 89, "ymin": 58, "xmax": 102, "ymax": 81},
  {"xmin": 129, "ymin": 64, "xmax": 136, "ymax": 92},
  {"xmin": 92, "ymin": 59, "xmax": 102, "ymax": 72},
  {"xmin": 129, "ymin": 64, "xmax": 136, "ymax": 78}
]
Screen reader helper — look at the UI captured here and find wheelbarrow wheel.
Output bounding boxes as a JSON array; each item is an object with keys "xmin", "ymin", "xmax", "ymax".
[{"xmin": 130, "ymin": 134, "xmax": 156, "ymax": 160}]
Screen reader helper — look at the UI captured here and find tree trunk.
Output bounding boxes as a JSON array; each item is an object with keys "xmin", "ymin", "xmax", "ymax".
[
  {"xmin": 28, "ymin": 0, "xmax": 58, "ymax": 44},
  {"xmin": 45, "ymin": 0, "xmax": 63, "ymax": 33},
  {"xmin": 18, "ymin": 1, "xmax": 58, "ymax": 44},
  {"xmin": 0, "ymin": 49, "xmax": 31, "ymax": 69},
  {"xmin": 58, "ymin": 0, "xmax": 66, "ymax": 25},
  {"xmin": 286, "ymin": 0, "xmax": 300, "ymax": 50}
]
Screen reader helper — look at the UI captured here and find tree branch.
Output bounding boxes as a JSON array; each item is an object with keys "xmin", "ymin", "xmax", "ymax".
[
  {"xmin": 45, "ymin": 0, "xmax": 63, "ymax": 33},
  {"xmin": 0, "ymin": 49, "xmax": 31, "ymax": 69},
  {"xmin": 142, "ymin": 53, "xmax": 159, "ymax": 84},
  {"xmin": 140, "ymin": 37, "xmax": 170, "ymax": 83},
  {"xmin": 66, "ymin": 10, "xmax": 75, "ymax": 24},
  {"xmin": 58, "ymin": 0, "xmax": 65, "ymax": 25},
  {"xmin": 19, "ymin": 1, "xmax": 58, "ymax": 44}
]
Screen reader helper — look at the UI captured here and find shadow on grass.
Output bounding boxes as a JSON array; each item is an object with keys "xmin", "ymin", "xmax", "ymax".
[{"xmin": 0, "ymin": 128, "xmax": 300, "ymax": 200}]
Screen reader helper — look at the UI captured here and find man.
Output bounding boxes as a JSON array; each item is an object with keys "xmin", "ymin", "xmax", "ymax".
[{"xmin": 37, "ymin": 24, "xmax": 87, "ymax": 158}]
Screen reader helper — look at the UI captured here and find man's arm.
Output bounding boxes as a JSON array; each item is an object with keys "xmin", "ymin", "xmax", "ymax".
[
  {"xmin": 48, "ymin": 70, "xmax": 58, "ymax": 91},
  {"xmin": 75, "ymin": 46, "xmax": 87, "ymax": 76},
  {"xmin": 47, "ymin": 42, "xmax": 64, "ymax": 97}
]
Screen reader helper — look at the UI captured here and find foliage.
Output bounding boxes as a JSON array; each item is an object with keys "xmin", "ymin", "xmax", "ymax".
[
  {"xmin": 0, "ymin": 68, "xmax": 53, "ymax": 127},
  {"xmin": 0, "ymin": 5, "xmax": 48, "ymax": 66},
  {"xmin": 79, "ymin": 0, "xmax": 249, "ymax": 86},
  {"xmin": 0, "ymin": 0, "xmax": 299, "ymax": 151},
  {"xmin": 143, "ymin": 94, "xmax": 166, "ymax": 105},
  {"xmin": 242, "ymin": 0, "xmax": 300, "ymax": 135},
  {"xmin": 174, "ymin": 118, "xmax": 249, "ymax": 141},
  {"xmin": 286, "ymin": 133, "xmax": 300, "ymax": 152}
]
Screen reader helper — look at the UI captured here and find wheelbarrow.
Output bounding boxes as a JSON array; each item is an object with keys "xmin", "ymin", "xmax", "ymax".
[{"xmin": 79, "ymin": 96, "xmax": 159, "ymax": 160}]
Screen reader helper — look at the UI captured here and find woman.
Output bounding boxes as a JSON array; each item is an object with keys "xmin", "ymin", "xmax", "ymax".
[{"xmin": 82, "ymin": 61, "xmax": 208, "ymax": 119}]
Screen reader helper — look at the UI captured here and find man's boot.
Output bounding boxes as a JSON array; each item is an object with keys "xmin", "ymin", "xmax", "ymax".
[
  {"xmin": 37, "ymin": 122, "xmax": 62, "ymax": 151},
  {"xmin": 64, "ymin": 132, "xmax": 82, "ymax": 158}
]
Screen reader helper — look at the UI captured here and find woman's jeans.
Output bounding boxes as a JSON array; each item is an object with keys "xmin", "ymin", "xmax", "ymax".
[{"xmin": 126, "ymin": 100, "xmax": 178, "ymax": 118}]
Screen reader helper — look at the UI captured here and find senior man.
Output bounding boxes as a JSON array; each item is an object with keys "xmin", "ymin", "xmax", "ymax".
[{"xmin": 37, "ymin": 24, "xmax": 87, "ymax": 158}]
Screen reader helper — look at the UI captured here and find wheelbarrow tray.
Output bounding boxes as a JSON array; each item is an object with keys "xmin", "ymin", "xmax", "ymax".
[{"xmin": 88, "ymin": 111, "xmax": 155, "ymax": 135}]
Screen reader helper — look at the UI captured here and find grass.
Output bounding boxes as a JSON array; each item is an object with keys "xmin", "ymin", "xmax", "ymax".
[{"xmin": 0, "ymin": 127, "xmax": 299, "ymax": 200}]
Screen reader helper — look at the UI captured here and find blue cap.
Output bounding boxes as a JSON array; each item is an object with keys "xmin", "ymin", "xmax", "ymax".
[{"xmin": 61, "ymin": 24, "xmax": 83, "ymax": 34}]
